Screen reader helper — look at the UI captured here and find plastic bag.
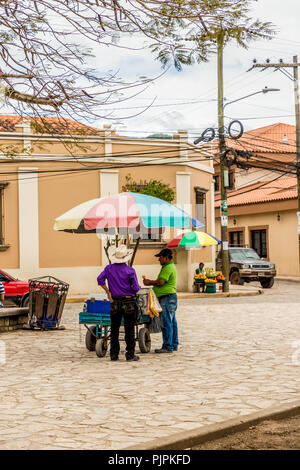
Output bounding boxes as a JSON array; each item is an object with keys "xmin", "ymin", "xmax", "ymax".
[{"xmin": 148, "ymin": 289, "xmax": 162, "ymax": 317}]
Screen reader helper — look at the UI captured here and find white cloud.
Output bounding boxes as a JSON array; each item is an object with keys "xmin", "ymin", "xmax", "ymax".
[{"xmin": 97, "ymin": 0, "xmax": 300, "ymax": 136}]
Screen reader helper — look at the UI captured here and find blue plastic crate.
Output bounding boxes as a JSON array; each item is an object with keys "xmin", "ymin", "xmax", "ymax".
[
  {"xmin": 79, "ymin": 312, "xmax": 111, "ymax": 324},
  {"xmin": 79, "ymin": 311, "xmax": 151, "ymax": 326},
  {"xmin": 86, "ymin": 299, "xmax": 111, "ymax": 314}
]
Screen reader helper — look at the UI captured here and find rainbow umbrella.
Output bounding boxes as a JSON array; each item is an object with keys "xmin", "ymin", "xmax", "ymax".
[
  {"xmin": 54, "ymin": 192, "xmax": 204, "ymax": 233},
  {"xmin": 54, "ymin": 192, "xmax": 204, "ymax": 265},
  {"xmin": 167, "ymin": 230, "xmax": 220, "ymax": 249}
]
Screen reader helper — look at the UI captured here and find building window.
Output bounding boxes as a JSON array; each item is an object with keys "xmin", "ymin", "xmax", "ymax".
[
  {"xmin": 194, "ymin": 187, "xmax": 206, "ymax": 231},
  {"xmin": 214, "ymin": 175, "xmax": 220, "ymax": 192},
  {"xmin": 0, "ymin": 182, "xmax": 9, "ymax": 246},
  {"xmin": 132, "ymin": 227, "xmax": 163, "ymax": 242},
  {"xmin": 251, "ymin": 229, "xmax": 267, "ymax": 258},
  {"xmin": 229, "ymin": 231, "xmax": 244, "ymax": 247}
]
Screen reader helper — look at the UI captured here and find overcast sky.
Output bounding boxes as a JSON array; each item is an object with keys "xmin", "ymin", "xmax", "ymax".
[{"xmin": 93, "ymin": 0, "xmax": 300, "ymax": 139}]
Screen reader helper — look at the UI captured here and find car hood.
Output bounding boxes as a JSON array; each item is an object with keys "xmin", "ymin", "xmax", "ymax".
[
  {"xmin": 232, "ymin": 259, "xmax": 273, "ymax": 266},
  {"xmin": 14, "ymin": 280, "xmax": 29, "ymax": 287}
]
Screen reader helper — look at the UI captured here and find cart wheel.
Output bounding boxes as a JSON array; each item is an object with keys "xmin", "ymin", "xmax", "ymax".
[
  {"xmin": 138, "ymin": 327, "xmax": 151, "ymax": 353},
  {"xmin": 95, "ymin": 338, "xmax": 108, "ymax": 358},
  {"xmin": 85, "ymin": 326, "xmax": 97, "ymax": 351}
]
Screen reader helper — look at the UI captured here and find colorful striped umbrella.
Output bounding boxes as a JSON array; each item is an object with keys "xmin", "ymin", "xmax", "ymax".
[
  {"xmin": 54, "ymin": 192, "xmax": 204, "ymax": 233},
  {"xmin": 167, "ymin": 230, "xmax": 220, "ymax": 249}
]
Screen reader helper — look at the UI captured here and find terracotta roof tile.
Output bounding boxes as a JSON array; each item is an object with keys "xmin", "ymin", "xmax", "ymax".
[
  {"xmin": 212, "ymin": 123, "xmax": 296, "ymax": 158},
  {"xmin": 0, "ymin": 115, "xmax": 100, "ymax": 135},
  {"xmin": 215, "ymin": 176, "xmax": 297, "ymax": 207}
]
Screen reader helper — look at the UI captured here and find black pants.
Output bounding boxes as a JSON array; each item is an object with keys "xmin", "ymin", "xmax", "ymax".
[{"xmin": 110, "ymin": 298, "xmax": 136, "ymax": 360}]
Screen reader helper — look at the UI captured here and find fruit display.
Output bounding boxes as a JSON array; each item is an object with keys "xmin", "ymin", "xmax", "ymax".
[
  {"xmin": 194, "ymin": 268, "xmax": 226, "ymax": 289},
  {"xmin": 205, "ymin": 278, "xmax": 217, "ymax": 284},
  {"xmin": 194, "ymin": 273, "xmax": 206, "ymax": 280},
  {"xmin": 205, "ymin": 267, "xmax": 217, "ymax": 278}
]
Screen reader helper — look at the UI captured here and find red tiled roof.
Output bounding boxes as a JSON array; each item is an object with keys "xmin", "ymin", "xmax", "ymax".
[
  {"xmin": 212, "ymin": 123, "xmax": 296, "ymax": 157},
  {"xmin": 0, "ymin": 115, "xmax": 100, "ymax": 135},
  {"xmin": 215, "ymin": 176, "xmax": 297, "ymax": 208}
]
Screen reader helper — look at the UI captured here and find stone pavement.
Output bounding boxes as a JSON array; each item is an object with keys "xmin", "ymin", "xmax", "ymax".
[{"xmin": 0, "ymin": 286, "xmax": 300, "ymax": 450}]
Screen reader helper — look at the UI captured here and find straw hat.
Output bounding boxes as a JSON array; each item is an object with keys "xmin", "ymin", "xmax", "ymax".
[{"xmin": 108, "ymin": 244, "xmax": 133, "ymax": 264}]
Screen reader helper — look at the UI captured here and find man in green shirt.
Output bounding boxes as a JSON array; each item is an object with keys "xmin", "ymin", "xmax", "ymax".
[{"xmin": 142, "ymin": 248, "xmax": 178, "ymax": 353}]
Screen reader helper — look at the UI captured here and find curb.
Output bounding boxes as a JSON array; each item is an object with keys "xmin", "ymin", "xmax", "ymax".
[
  {"xmin": 66, "ymin": 297, "xmax": 86, "ymax": 303},
  {"xmin": 66, "ymin": 290, "xmax": 263, "ymax": 303},
  {"xmin": 276, "ymin": 277, "xmax": 300, "ymax": 284},
  {"xmin": 177, "ymin": 290, "xmax": 263, "ymax": 299},
  {"xmin": 124, "ymin": 400, "xmax": 300, "ymax": 450}
]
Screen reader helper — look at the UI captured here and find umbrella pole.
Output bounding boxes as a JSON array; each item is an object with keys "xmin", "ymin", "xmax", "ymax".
[
  {"xmin": 104, "ymin": 237, "xmax": 112, "ymax": 264},
  {"xmin": 126, "ymin": 228, "xmax": 130, "ymax": 248},
  {"xmin": 129, "ymin": 237, "xmax": 140, "ymax": 267}
]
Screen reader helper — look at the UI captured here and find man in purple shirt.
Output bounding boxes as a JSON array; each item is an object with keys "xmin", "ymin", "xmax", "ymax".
[{"xmin": 97, "ymin": 245, "xmax": 141, "ymax": 362}]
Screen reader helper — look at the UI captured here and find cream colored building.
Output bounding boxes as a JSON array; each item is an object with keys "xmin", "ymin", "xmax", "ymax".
[
  {"xmin": 0, "ymin": 116, "xmax": 216, "ymax": 293},
  {"xmin": 214, "ymin": 123, "xmax": 299, "ymax": 277}
]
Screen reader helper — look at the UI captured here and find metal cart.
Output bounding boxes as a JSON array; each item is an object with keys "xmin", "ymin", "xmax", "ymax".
[
  {"xmin": 79, "ymin": 289, "xmax": 161, "ymax": 358},
  {"xmin": 27, "ymin": 275, "xmax": 69, "ymax": 329}
]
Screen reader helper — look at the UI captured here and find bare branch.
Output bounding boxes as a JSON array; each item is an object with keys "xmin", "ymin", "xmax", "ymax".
[{"xmin": 4, "ymin": 86, "xmax": 63, "ymax": 109}]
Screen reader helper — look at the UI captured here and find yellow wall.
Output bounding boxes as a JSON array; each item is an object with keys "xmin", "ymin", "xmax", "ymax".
[
  {"xmin": 1, "ymin": 168, "xmax": 19, "ymax": 268},
  {"xmin": 215, "ymin": 203, "xmax": 300, "ymax": 277},
  {"xmin": 38, "ymin": 162, "xmax": 102, "ymax": 268},
  {"xmin": 0, "ymin": 130, "xmax": 215, "ymax": 292},
  {"xmin": 31, "ymin": 140, "xmax": 105, "ymax": 156}
]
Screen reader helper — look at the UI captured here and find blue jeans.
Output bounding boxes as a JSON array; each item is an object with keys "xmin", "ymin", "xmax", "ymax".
[{"xmin": 159, "ymin": 294, "xmax": 178, "ymax": 351}]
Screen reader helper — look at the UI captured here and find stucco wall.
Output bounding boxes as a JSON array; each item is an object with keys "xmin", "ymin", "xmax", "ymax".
[
  {"xmin": 0, "ymin": 129, "xmax": 214, "ymax": 293},
  {"xmin": 215, "ymin": 207, "xmax": 300, "ymax": 277},
  {"xmin": 38, "ymin": 162, "xmax": 102, "ymax": 268},
  {"xmin": 1, "ymin": 168, "xmax": 19, "ymax": 268}
]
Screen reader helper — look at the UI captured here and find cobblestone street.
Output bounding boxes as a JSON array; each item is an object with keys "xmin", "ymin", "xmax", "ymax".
[{"xmin": 0, "ymin": 280, "xmax": 299, "ymax": 450}]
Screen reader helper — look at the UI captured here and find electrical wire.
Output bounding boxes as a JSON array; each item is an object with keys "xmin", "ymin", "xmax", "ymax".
[
  {"xmin": 215, "ymin": 172, "xmax": 294, "ymax": 204},
  {"xmin": 225, "ymin": 114, "xmax": 295, "ymax": 121},
  {"xmin": 0, "ymin": 151, "xmax": 218, "ymax": 184},
  {"xmin": 0, "ymin": 143, "xmax": 213, "ymax": 165}
]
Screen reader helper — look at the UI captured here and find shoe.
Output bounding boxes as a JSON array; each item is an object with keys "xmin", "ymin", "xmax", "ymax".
[
  {"xmin": 173, "ymin": 348, "xmax": 178, "ymax": 352},
  {"xmin": 155, "ymin": 348, "xmax": 173, "ymax": 354},
  {"xmin": 126, "ymin": 355, "xmax": 140, "ymax": 362},
  {"xmin": 110, "ymin": 357, "xmax": 119, "ymax": 361}
]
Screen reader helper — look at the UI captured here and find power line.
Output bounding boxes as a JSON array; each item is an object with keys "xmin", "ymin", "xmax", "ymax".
[
  {"xmin": 225, "ymin": 114, "xmax": 295, "ymax": 121},
  {"xmin": 0, "ymin": 152, "xmax": 217, "ymax": 183},
  {"xmin": 215, "ymin": 172, "xmax": 294, "ymax": 204}
]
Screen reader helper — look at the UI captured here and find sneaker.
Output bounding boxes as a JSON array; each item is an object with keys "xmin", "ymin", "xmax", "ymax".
[
  {"xmin": 110, "ymin": 357, "xmax": 119, "ymax": 361},
  {"xmin": 126, "ymin": 355, "xmax": 140, "ymax": 362},
  {"xmin": 155, "ymin": 348, "xmax": 173, "ymax": 354}
]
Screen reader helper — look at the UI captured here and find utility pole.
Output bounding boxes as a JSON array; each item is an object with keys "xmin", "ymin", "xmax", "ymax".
[
  {"xmin": 293, "ymin": 56, "xmax": 300, "ymax": 271},
  {"xmin": 249, "ymin": 57, "xmax": 300, "ymax": 274},
  {"xmin": 217, "ymin": 36, "xmax": 230, "ymax": 292}
]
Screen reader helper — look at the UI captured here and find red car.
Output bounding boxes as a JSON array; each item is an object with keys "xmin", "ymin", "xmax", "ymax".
[{"xmin": 0, "ymin": 269, "xmax": 30, "ymax": 307}]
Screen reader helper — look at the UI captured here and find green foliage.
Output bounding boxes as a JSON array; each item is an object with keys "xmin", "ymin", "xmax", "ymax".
[
  {"xmin": 147, "ymin": 0, "xmax": 276, "ymax": 69},
  {"xmin": 122, "ymin": 174, "xmax": 175, "ymax": 202},
  {"xmin": 146, "ymin": 133, "xmax": 172, "ymax": 139}
]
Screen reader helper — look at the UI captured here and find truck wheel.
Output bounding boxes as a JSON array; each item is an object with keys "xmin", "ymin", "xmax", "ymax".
[
  {"xmin": 230, "ymin": 271, "xmax": 244, "ymax": 285},
  {"xmin": 85, "ymin": 326, "xmax": 97, "ymax": 351},
  {"xmin": 95, "ymin": 338, "xmax": 108, "ymax": 358},
  {"xmin": 138, "ymin": 327, "xmax": 151, "ymax": 353},
  {"xmin": 260, "ymin": 277, "xmax": 275, "ymax": 289}
]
